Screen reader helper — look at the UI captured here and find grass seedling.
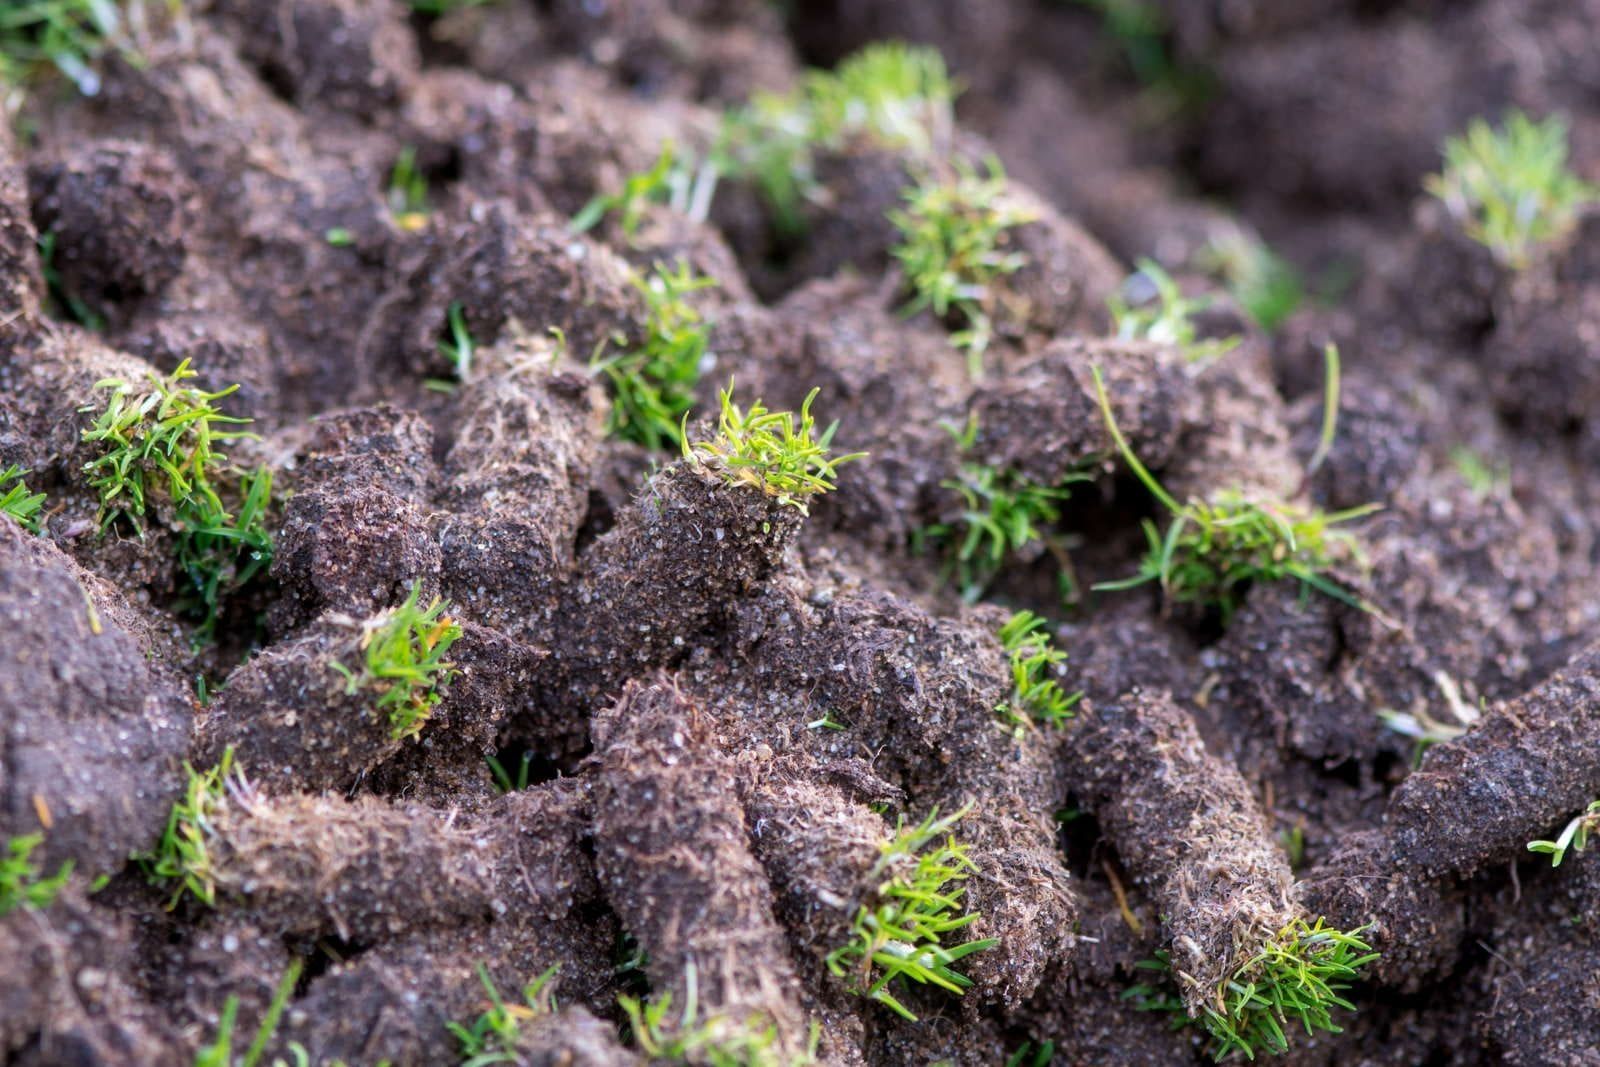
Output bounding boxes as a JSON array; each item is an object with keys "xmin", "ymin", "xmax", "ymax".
[
  {"xmin": 825, "ymin": 805, "xmax": 997, "ymax": 1021},
  {"xmin": 81, "ymin": 359, "xmax": 273, "ymax": 641},
  {"xmin": 1005, "ymin": 1040, "xmax": 1056, "ymax": 1067},
  {"xmin": 1528, "ymin": 800, "xmax": 1600, "ymax": 867},
  {"xmin": 331, "ymin": 582, "xmax": 463, "ymax": 741},
  {"xmin": 0, "ymin": 0, "xmax": 129, "ymax": 93},
  {"xmin": 1378, "ymin": 670, "xmax": 1480, "ymax": 767},
  {"xmin": 714, "ymin": 42, "xmax": 955, "ymax": 235},
  {"xmin": 38, "ymin": 230, "xmax": 105, "ymax": 330},
  {"xmin": 439, "ymin": 301, "xmax": 475, "ymax": 381},
  {"xmin": 1449, "ymin": 446, "xmax": 1509, "ymax": 499},
  {"xmin": 80, "ymin": 358, "xmax": 254, "ymax": 534},
  {"xmin": 1126, "ymin": 919, "xmax": 1378, "ymax": 1061},
  {"xmin": 0, "ymin": 833, "xmax": 72, "ymax": 915},
  {"xmin": 1426, "ymin": 111, "xmax": 1598, "ymax": 269},
  {"xmin": 142, "ymin": 747, "xmax": 234, "ymax": 910},
  {"xmin": 1197, "ymin": 234, "xmax": 1304, "ymax": 334},
  {"xmin": 683, "ymin": 385, "xmax": 865, "ymax": 514},
  {"xmin": 405, "ymin": 0, "xmax": 500, "ymax": 12},
  {"xmin": 1091, "ymin": 364, "xmax": 1378, "ymax": 623},
  {"xmin": 174, "ymin": 465, "xmax": 274, "ymax": 643},
  {"xmin": 920, "ymin": 415, "xmax": 1088, "ymax": 603},
  {"xmin": 388, "ymin": 146, "xmax": 430, "ymax": 231},
  {"xmin": 995, "ymin": 611, "xmax": 1081, "ymax": 732},
  {"xmin": 446, "ymin": 963, "xmax": 559, "ymax": 1067},
  {"xmin": 194, "ymin": 958, "xmax": 303, "ymax": 1067},
  {"xmin": 620, "ymin": 962, "xmax": 813, "ymax": 1066},
  {"xmin": 0, "ymin": 464, "xmax": 46, "ymax": 532},
  {"xmin": 595, "ymin": 262, "xmax": 716, "ymax": 450},
  {"xmin": 486, "ymin": 751, "xmax": 535, "ymax": 794},
  {"xmin": 891, "ymin": 158, "xmax": 1036, "ymax": 375},
  {"xmin": 1109, "ymin": 259, "xmax": 1239, "ymax": 363},
  {"xmin": 571, "ymin": 142, "xmax": 717, "ymax": 239}
]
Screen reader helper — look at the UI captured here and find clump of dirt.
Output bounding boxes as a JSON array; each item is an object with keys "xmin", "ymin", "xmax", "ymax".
[{"xmin": 3, "ymin": 1, "xmax": 1600, "ymax": 1064}]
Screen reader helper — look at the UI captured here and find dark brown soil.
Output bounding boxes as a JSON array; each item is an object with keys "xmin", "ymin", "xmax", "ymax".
[{"xmin": 3, "ymin": 2, "xmax": 1600, "ymax": 1064}]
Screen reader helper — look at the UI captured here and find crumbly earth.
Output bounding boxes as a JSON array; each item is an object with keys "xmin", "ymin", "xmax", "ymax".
[{"xmin": 3, "ymin": 2, "xmax": 1600, "ymax": 1065}]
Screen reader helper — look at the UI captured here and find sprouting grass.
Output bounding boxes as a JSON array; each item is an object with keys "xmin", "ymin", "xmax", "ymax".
[
  {"xmin": 141, "ymin": 746, "xmax": 234, "ymax": 910},
  {"xmin": 595, "ymin": 261, "xmax": 716, "ymax": 451},
  {"xmin": 620, "ymin": 962, "xmax": 815, "ymax": 1066},
  {"xmin": 1109, "ymin": 259, "xmax": 1239, "ymax": 363},
  {"xmin": 194, "ymin": 958, "xmax": 303, "ymax": 1067},
  {"xmin": 486, "ymin": 751, "xmax": 535, "ymax": 794},
  {"xmin": 0, "ymin": 833, "xmax": 72, "ymax": 915},
  {"xmin": 571, "ymin": 142, "xmax": 718, "ymax": 241},
  {"xmin": 714, "ymin": 43, "xmax": 956, "ymax": 235},
  {"xmin": 1125, "ymin": 919, "xmax": 1378, "ymax": 1061},
  {"xmin": 80, "ymin": 358, "xmax": 254, "ymax": 535},
  {"xmin": 1528, "ymin": 800, "xmax": 1600, "ymax": 867},
  {"xmin": 80, "ymin": 359, "xmax": 274, "ymax": 640},
  {"xmin": 331, "ymin": 581, "xmax": 463, "ymax": 741},
  {"xmin": 995, "ymin": 611, "xmax": 1080, "ymax": 732},
  {"xmin": 174, "ymin": 465, "xmax": 274, "ymax": 644},
  {"xmin": 919, "ymin": 416, "xmax": 1089, "ymax": 603},
  {"xmin": 1071, "ymin": 0, "xmax": 1169, "ymax": 85},
  {"xmin": 1005, "ymin": 1041, "xmax": 1056, "ymax": 1067},
  {"xmin": 0, "ymin": 464, "xmax": 47, "ymax": 532},
  {"xmin": 388, "ymin": 146, "xmax": 430, "ymax": 232},
  {"xmin": 446, "ymin": 963, "xmax": 559, "ymax": 1067},
  {"xmin": 1090, "ymin": 364, "xmax": 1378, "ymax": 623},
  {"xmin": 1196, "ymin": 235, "xmax": 1304, "ymax": 334},
  {"xmin": 439, "ymin": 302, "xmax": 475, "ymax": 381},
  {"xmin": 1425, "ymin": 111, "xmax": 1598, "ymax": 269},
  {"xmin": 0, "ymin": 0, "xmax": 130, "ymax": 94},
  {"xmin": 38, "ymin": 230, "xmax": 106, "ymax": 330},
  {"xmin": 891, "ymin": 158, "xmax": 1036, "ymax": 375},
  {"xmin": 682, "ymin": 385, "xmax": 865, "ymax": 515},
  {"xmin": 1449, "ymin": 446, "xmax": 1509, "ymax": 499},
  {"xmin": 404, "ymin": 0, "xmax": 500, "ymax": 13},
  {"xmin": 572, "ymin": 143, "xmax": 678, "ymax": 241},
  {"xmin": 825, "ymin": 805, "xmax": 997, "ymax": 1021}
]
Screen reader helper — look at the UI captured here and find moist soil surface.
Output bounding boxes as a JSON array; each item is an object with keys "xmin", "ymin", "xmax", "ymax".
[{"xmin": 4, "ymin": 2, "xmax": 1600, "ymax": 1065}]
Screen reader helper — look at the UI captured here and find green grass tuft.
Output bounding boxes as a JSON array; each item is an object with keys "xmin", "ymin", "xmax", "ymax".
[
  {"xmin": 194, "ymin": 958, "xmax": 304, "ymax": 1067},
  {"xmin": 331, "ymin": 581, "xmax": 463, "ymax": 741},
  {"xmin": 0, "ymin": 464, "xmax": 47, "ymax": 533},
  {"xmin": 1196, "ymin": 235, "xmax": 1304, "ymax": 334},
  {"xmin": 891, "ymin": 158, "xmax": 1035, "ymax": 375},
  {"xmin": 1528, "ymin": 800, "xmax": 1600, "ymax": 867},
  {"xmin": 439, "ymin": 301, "xmax": 476, "ymax": 382},
  {"xmin": 446, "ymin": 962, "xmax": 559, "ymax": 1067},
  {"xmin": 0, "ymin": 833, "xmax": 72, "ymax": 915},
  {"xmin": 80, "ymin": 358, "xmax": 253, "ymax": 534},
  {"xmin": 825, "ymin": 804, "xmax": 997, "ymax": 1021},
  {"xmin": 1090, "ymin": 365, "xmax": 1377, "ymax": 624},
  {"xmin": 173, "ymin": 464, "xmax": 274, "ymax": 644},
  {"xmin": 995, "ymin": 611, "xmax": 1080, "ymax": 732},
  {"xmin": 714, "ymin": 42, "xmax": 955, "ymax": 235},
  {"xmin": 1126, "ymin": 919, "xmax": 1378, "ymax": 1061},
  {"xmin": 38, "ymin": 230, "xmax": 106, "ymax": 330},
  {"xmin": 1109, "ymin": 259, "xmax": 1239, "ymax": 363},
  {"xmin": 0, "ymin": 0, "xmax": 131, "ymax": 94},
  {"xmin": 1425, "ymin": 110, "xmax": 1598, "ymax": 269},
  {"xmin": 596, "ymin": 261, "xmax": 716, "ymax": 451},
  {"xmin": 571, "ymin": 143, "xmax": 716, "ymax": 240},
  {"xmin": 80, "ymin": 358, "xmax": 274, "ymax": 640},
  {"xmin": 142, "ymin": 745, "xmax": 234, "ymax": 910},
  {"xmin": 388, "ymin": 146, "xmax": 430, "ymax": 231},
  {"xmin": 683, "ymin": 385, "xmax": 865, "ymax": 514},
  {"xmin": 919, "ymin": 416, "xmax": 1089, "ymax": 603},
  {"xmin": 620, "ymin": 962, "xmax": 815, "ymax": 1066}
]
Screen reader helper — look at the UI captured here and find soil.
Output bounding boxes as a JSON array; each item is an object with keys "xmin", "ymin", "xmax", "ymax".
[{"xmin": 3, "ymin": 2, "xmax": 1600, "ymax": 1065}]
